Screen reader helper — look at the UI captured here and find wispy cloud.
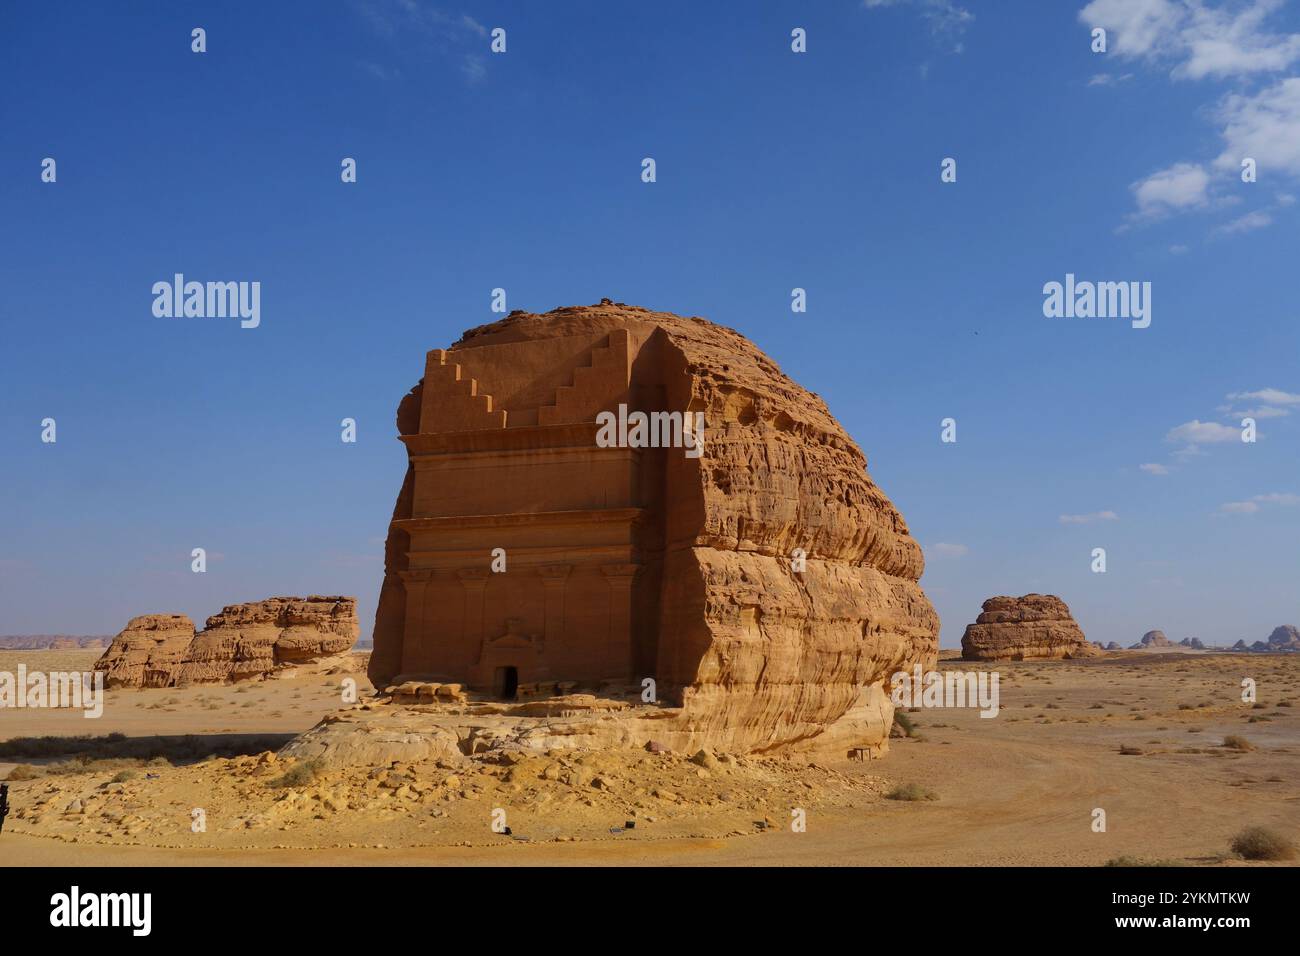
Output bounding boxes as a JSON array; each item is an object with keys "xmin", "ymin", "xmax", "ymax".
[
  {"xmin": 1228, "ymin": 387, "xmax": 1300, "ymax": 405},
  {"xmin": 1088, "ymin": 72, "xmax": 1135, "ymax": 86},
  {"xmin": 1220, "ymin": 492, "xmax": 1300, "ymax": 514},
  {"xmin": 1080, "ymin": 0, "xmax": 1300, "ymax": 81},
  {"xmin": 928, "ymin": 542, "xmax": 969, "ymax": 558},
  {"xmin": 1059, "ymin": 510, "xmax": 1119, "ymax": 525},
  {"xmin": 1214, "ymin": 208, "xmax": 1273, "ymax": 235},
  {"xmin": 1081, "ymin": 2, "xmax": 1300, "ymax": 234},
  {"xmin": 1139, "ymin": 462, "xmax": 1170, "ymax": 475},
  {"xmin": 1166, "ymin": 419, "xmax": 1240, "ymax": 445},
  {"xmin": 1129, "ymin": 161, "xmax": 1211, "ymax": 222},
  {"xmin": 352, "ymin": 1, "xmax": 491, "ymax": 84},
  {"xmin": 1220, "ymin": 386, "xmax": 1298, "ymax": 420},
  {"xmin": 864, "ymin": 0, "xmax": 973, "ymax": 53}
]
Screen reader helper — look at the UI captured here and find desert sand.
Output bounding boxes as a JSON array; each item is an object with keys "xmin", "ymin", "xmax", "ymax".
[{"xmin": 3, "ymin": 647, "xmax": 1296, "ymax": 867}]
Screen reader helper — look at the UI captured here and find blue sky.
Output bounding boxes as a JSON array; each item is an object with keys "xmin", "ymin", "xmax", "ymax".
[{"xmin": 2, "ymin": 0, "xmax": 1297, "ymax": 647}]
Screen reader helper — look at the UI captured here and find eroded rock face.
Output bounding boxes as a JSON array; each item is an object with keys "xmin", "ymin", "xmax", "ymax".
[
  {"xmin": 93, "ymin": 614, "xmax": 195, "ymax": 688},
  {"xmin": 370, "ymin": 301, "xmax": 938, "ymax": 755},
  {"xmin": 94, "ymin": 597, "xmax": 358, "ymax": 687},
  {"xmin": 960, "ymin": 594, "xmax": 1098, "ymax": 661},
  {"xmin": 1131, "ymin": 629, "xmax": 1171, "ymax": 649}
]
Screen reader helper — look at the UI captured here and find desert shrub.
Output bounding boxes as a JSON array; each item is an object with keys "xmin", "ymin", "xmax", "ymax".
[
  {"xmin": 5, "ymin": 764, "xmax": 40, "ymax": 781},
  {"xmin": 892, "ymin": 711, "xmax": 916, "ymax": 738},
  {"xmin": 1230, "ymin": 826, "xmax": 1295, "ymax": 861},
  {"xmin": 885, "ymin": 782, "xmax": 937, "ymax": 802},
  {"xmin": 0, "ymin": 732, "xmax": 288, "ymax": 766},
  {"xmin": 1118, "ymin": 744, "xmax": 1144, "ymax": 755},
  {"xmin": 109, "ymin": 769, "xmax": 137, "ymax": 783},
  {"xmin": 1105, "ymin": 856, "xmax": 1185, "ymax": 867},
  {"xmin": 1223, "ymin": 735, "xmax": 1255, "ymax": 752},
  {"xmin": 269, "ymin": 758, "xmax": 324, "ymax": 789}
]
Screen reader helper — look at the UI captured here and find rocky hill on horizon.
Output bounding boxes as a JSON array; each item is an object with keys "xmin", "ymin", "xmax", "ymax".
[{"xmin": 0, "ymin": 634, "xmax": 110, "ymax": 650}]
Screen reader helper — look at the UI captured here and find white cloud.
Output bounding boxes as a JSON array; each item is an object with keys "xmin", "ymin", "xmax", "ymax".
[
  {"xmin": 1214, "ymin": 77, "xmax": 1300, "ymax": 176},
  {"xmin": 1130, "ymin": 162, "xmax": 1210, "ymax": 220},
  {"xmin": 1080, "ymin": 0, "xmax": 1300, "ymax": 80},
  {"xmin": 1139, "ymin": 462, "xmax": 1170, "ymax": 475},
  {"xmin": 1215, "ymin": 209, "xmax": 1273, "ymax": 234},
  {"xmin": 1079, "ymin": 0, "xmax": 1183, "ymax": 59},
  {"xmin": 1220, "ymin": 492, "xmax": 1300, "ymax": 514},
  {"xmin": 1235, "ymin": 405, "xmax": 1292, "ymax": 418},
  {"xmin": 928, "ymin": 542, "xmax": 969, "ymax": 558},
  {"xmin": 1088, "ymin": 72, "xmax": 1134, "ymax": 86},
  {"xmin": 1059, "ymin": 511, "xmax": 1119, "ymax": 525},
  {"xmin": 1165, "ymin": 419, "xmax": 1240, "ymax": 444},
  {"xmin": 1227, "ymin": 387, "xmax": 1300, "ymax": 405},
  {"xmin": 1082, "ymin": 5, "xmax": 1300, "ymax": 230},
  {"xmin": 1220, "ymin": 500, "xmax": 1260, "ymax": 513},
  {"xmin": 1177, "ymin": 0, "xmax": 1300, "ymax": 80}
]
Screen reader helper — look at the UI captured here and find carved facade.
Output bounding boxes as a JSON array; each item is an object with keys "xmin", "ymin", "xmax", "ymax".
[{"xmin": 371, "ymin": 302, "xmax": 938, "ymax": 755}]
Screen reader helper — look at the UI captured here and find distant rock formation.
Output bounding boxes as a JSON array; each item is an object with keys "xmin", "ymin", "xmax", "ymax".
[
  {"xmin": 1264, "ymin": 625, "xmax": 1300, "ymax": 651},
  {"xmin": 95, "ymin": 597, "xmax": 358, "ymax": 688},
  {"xmin": 370, "ymin": 302, "xmax": 938, "ymax": 755},
  {"xmin": 1179, "ymin": 637, "xmax": 1206, "ymax": 649},
  {"xmin": 1130, "ymin": 629, "xmax": 1172, "ymax": 649},
  {"xmin": 960, "ymin": 594, "xmax": 1099, "ymax": 661},
  {"xmin": 1105, "ymin": 641, "xmax": 1122, "ymax": 650},
  {"xmin": 0, "ymin": 635, "xmax": 110, "ymax": 651}
]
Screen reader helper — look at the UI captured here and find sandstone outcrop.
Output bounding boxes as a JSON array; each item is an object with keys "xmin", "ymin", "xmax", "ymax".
[
  {"xmin": 93, "ymin": 614, "xmax": 195, "ymax": 688},
  {"xmin": 94, "ymin": 597, "xmax": 359, "ymax": 687},
  {"xmin": 369, "ymin": 301, "xmax": 938, "ymax": 756},
  {"xmin": 1130, "ymin": 629, "xmax": 1171, "ymax": 649},
  {"xmin": 960, "ymin": 594, "xmax": 1098, "ymax": 661},
  {"xmin": 1263, "ymin": 625, "xmax": 1300, "ymax": 651}
]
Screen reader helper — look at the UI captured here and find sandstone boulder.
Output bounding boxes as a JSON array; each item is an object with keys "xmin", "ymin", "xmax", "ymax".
[
  {"xmin": 369, "ymin": 301, "xmax": 938, "ymax": 755},
  {"xmin": 173, "ymin": 596, "xmax": 358, "ymax": 685},
  {"xmin": 1265, "ymin": 625, "xmax": 1300, "ymax": 651},
  {"xmin": 1130, "ymin": 629, "xmax": 1171, "ymax": 649},
  {"xmin": 93, "ymin": 614, "xmax": 195, "ymax": 688},
  {"xmin": 960, "ymin": 594, "xmax": 1097, "ymax": 661},
  {"xmin": 94, "ymin": 597, "xmax": 359, "ymax": 687}
]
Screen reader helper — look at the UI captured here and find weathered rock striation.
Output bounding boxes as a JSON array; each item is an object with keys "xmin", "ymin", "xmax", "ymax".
[
  {"xmin": 93, "ymin": 614, "xmax": 195, "ymax": 688},
  {"xmin": 369, "ymin": 301, "xmax": 938, "ymax": 755},
  {"xmin": 95, "ymin": 597, "xmax": 358, "ymax": 688},
  {"xmin": 960, "ymin": 594, "xmax": 1098, "ymax": 661}
]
